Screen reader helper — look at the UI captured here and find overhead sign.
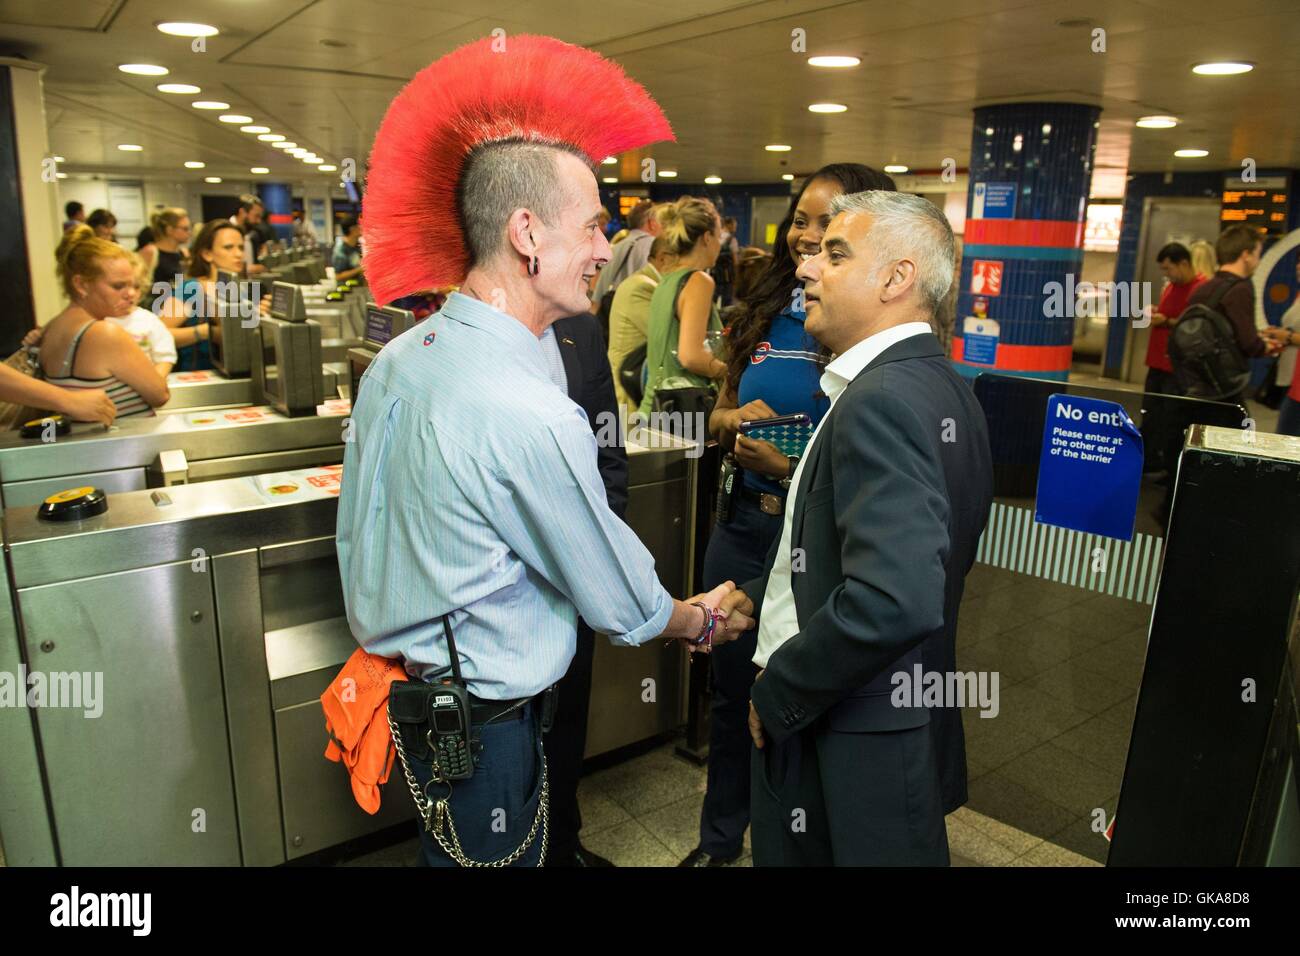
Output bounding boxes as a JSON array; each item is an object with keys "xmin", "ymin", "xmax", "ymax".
[
  {"xmin": 971, "ymin": 259, "xmax": 1003, "ymax": 296},
  {"xmin": 1220, "ymin": 174, "xmax": 1290, "ymax": 238},
  {"xmin": 1035, "ymin": 394, "xmax": 1143, "ymax": 541},
  {"xmin": 972, "ymin": 181, "xmax": 1017, "ymax": 220}
]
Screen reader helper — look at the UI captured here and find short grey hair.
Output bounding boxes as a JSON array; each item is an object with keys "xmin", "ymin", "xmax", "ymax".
[
  {"xmin": 457, "ymin": 138, "xmax": 595, "ymax": 268},
  {"xmin": 828, "ymin": 190, "xmax": 956, "ymax": 315}
]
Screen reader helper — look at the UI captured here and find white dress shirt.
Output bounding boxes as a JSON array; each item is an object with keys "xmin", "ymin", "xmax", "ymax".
[{"xmin": 753, "ymin": 321, "xmax": 934, "ymax": 668}]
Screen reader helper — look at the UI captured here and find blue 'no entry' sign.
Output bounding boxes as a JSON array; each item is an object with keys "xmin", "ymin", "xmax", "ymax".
[{"xmin": 1035, "ymin": 394, "xmax": 1144, "ymax": 541}]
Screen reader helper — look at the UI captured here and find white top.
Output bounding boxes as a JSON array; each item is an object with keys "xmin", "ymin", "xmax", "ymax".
[
  {"xmin": 109, "ymin": 306, "xmax": 178, "ymax": 366},
  {"xmin": 753, "ymin": 321, "xmax": 934, "ymax": 669}
]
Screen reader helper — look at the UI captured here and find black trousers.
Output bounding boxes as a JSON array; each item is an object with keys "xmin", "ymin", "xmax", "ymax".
[
  {"xmin": 750, "ymin": 719, "xmax": 949, "ymax": 867},
  {"xmin": 698, "ymin": 493, "xmax": 783, "ymax": 856},
  {"xmin": 541, "ymin": 620, "xmax": 595, "ymax": 861}
]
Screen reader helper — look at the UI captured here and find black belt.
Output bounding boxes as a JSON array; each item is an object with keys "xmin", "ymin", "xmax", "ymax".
[
  {"xmin": 468, "ymin": 693, "xmax": 531, "ymax": 725},
  {"xmin": 738, "ymin": 484, "xmax": 786, "ymax": 515}
]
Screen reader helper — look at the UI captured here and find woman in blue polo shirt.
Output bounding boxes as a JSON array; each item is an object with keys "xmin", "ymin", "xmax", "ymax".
[{"xmin": 680, "ymin": 163, "xmax": 896, "ymax": 869}]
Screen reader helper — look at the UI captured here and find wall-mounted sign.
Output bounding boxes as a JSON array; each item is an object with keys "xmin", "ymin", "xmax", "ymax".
[{"xmin": 1221, "ymin": 174, "xmax": 1290, "ymax": 238}]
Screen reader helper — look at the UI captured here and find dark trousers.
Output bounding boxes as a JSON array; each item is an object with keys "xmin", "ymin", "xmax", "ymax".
[
  {"xmin": 750, "ymin": 721, "xmax": 949, "ymax": 867},
  {"xmin": 1140, "ymin": 367, "xmax": 1182, "ymax": 472},
  {"xmin": 1278, "ymin": 396, "xmax": 1300, "ymax": 437},
  {"xmin": 698, "ymin": 492, "xmax": 783, "ymax": 856},
  {"xmin": 542, "ymin": 621, "xmax": 595, "ymax": 861},
  {"xmin": 407, "ymin": 701, "xmax": 546, "ymax": 867}
]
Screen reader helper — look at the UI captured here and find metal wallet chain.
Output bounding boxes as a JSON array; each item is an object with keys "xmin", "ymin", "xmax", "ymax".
[{"xmin": 385, "ymin": 704, "xmax": 549, "ymax": 868}]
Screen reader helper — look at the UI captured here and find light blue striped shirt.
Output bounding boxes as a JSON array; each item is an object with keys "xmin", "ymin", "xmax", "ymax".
[{"xmin": 336, "ymin": 292, "xmax": 673, "ymax": 699}]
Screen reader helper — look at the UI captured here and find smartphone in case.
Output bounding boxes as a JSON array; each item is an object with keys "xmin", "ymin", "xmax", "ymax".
[{"xmin": 738, "ymin": 413, "xmax": 813, "ymax": 458}]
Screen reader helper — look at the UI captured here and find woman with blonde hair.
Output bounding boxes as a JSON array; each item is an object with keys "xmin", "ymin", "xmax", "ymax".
[
  {"xmin": 1189, "ymin": 239, "xmax": 1217, "ymax": 281},
  {"xmin": 38, "ymin": 226, "xmax": 170, "ymax": 417},
  {"xmin": 638, "ymin": 196, "xmax": 724, "ymax": 416},
  {"xmin": 138, "ymin": 207, "xmax": 191, "ymax": 286}
]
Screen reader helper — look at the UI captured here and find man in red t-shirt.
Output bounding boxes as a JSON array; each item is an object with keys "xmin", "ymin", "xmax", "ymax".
[{"xmin": 1140, "ymin": 242, "xmax": 1206, "ymax": 473}]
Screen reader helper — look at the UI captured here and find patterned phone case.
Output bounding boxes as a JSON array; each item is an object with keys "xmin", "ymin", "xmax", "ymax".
[{"xmin": 741, "ymin": 419, "xmax": 814, "ymax": 458}]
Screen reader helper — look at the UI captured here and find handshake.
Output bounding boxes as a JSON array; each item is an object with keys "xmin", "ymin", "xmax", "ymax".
[{"xmin": 672, "ymin": 580, "xmax": 756, "ymax": 654}]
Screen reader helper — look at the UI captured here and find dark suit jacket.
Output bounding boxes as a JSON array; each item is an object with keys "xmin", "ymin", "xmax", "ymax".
[
  {"xmin": 553, "ymin": 312, "xmax": 628, "ymax": 517},
  {"xmin": 746, "ymin": 332, "xmax": 993, "ymax": 813}
]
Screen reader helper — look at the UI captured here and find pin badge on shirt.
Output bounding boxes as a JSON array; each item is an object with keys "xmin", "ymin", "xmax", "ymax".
[{"xmin": 423, "ymin": 331, "xmax": 436, "ymax": 346}]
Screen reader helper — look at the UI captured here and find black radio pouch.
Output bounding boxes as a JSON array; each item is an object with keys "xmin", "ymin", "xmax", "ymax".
[{"xmin": 388, "ymin": 679, "xmax": 438, "ymax": 762}]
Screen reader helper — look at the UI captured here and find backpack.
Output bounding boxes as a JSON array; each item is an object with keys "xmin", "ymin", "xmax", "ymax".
[{"xmin": 1168, "ymin": 276, "xmax": 1250, "ymax": 401}]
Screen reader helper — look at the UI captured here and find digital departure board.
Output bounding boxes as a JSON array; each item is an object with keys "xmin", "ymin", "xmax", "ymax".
[{"xmin": 1221, "ymin": 174, "xmax": 1290, "ymax": 237}]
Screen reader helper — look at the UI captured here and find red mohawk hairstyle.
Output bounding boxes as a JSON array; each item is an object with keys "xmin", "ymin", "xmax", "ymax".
[{"xmin": 361, "ymin": 34, "xmax": 674, "ymax": 304}]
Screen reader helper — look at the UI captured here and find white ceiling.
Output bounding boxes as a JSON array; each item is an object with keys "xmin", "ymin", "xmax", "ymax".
[{"xmin": 3, "ymin": 0, "xmax": 1298, "ymax": 195}]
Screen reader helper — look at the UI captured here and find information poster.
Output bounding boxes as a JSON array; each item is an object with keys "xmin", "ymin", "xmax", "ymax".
[{"xmin": 1035, "ymin": 394, "xmax": 1143, "ymax": 541}]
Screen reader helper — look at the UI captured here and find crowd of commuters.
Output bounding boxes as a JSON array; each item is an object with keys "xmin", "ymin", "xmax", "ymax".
[{"xmin": 4, "ymin": 195, "xmax": 349, "ymax": 421}]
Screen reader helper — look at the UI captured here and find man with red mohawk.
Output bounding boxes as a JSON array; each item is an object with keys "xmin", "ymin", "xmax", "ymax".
[{"xmin": 336, "ymin": 34, "xmax": 752, "ymax": 867}]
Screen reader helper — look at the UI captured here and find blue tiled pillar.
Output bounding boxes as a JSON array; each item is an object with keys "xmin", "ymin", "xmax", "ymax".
[{"xmin": 955, "ymin": 103, "xmax": 1100, "ymax": 382}]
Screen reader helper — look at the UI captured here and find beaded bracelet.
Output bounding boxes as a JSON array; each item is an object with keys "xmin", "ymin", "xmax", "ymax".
[{"xmin": 689, "ymin": 602, "xmax": 725, "ymax": 648}]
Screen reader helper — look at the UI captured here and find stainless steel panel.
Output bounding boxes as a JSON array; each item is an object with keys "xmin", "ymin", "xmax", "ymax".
[
  {"xmin": 0, "ymin": 561, "xmax": 57, "ymax": 865},
  {"xmin": 275, "ymin": 698, "xmax": 415, "ymax": 860},
  {"xmin": 259, "ymin": 551, "xmax": 345, "ymax": 634},
  {"xmin": 0, "ymin": 407, "xmax": 349, "ymax": 482},
  {"xmin": 183, "ymin": 445, "xmax": 343, "ymax": 482},
  {"xmin": 212, "ymin": 550, "xmax": 284, "ymax": 866},
  {"xmin": 20, "ymin": 560, "xmax": 241, "ymax": 864},
  {"xmin": 266, "ymin": 616, "xmax": 357, "ymax": 711},
  {"xmin": 3, "ymin": 467, "xmax": 148, "ymax": 509},
  {"xmin": 260, "ymin": 535, "xmax": 337, "ymax": 569}
]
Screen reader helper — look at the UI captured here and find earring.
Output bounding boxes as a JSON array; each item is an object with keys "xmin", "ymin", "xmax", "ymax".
[{"xmin": 526, "ymin": 255, "xmax": 540, "ymax": 277}]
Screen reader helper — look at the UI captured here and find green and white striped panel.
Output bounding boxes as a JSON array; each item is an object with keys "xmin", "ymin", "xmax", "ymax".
[{"xmin": 975, "ymin": 501, "xmax": 1163, "ymax": 604}]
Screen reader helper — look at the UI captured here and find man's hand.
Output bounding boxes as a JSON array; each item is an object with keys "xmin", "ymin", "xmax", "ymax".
[
  {"xmin": 748, "ymin": 669, "xmax": 765, "ymax": 749},
  {"xmin": 717, "ymin": 587, "xmax": 754, "ymax": 645}
]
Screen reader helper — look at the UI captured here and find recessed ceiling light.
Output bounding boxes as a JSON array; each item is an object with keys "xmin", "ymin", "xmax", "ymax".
[
  {"xmin": 272, "ymin": 142, "xmax": 297, "ymax": 149},
  {"xmin": 184, "ymin": 161, "xmax": 205, "ymax": 169},
  {"xmin": 240, "ymin": 125, "xmax": 270, "ymax": 134},
  {"xmin": 808, "ymin": 103, "xmax": 847, "ymax": 113},
  {"xmin": 258, "ymin": 133, "xmax": 285, "ymax": 142},
  {"xmin": 250, "ymin": 167, "xmax": 269, "ymax": 174},
  {"xmin": 157, "ymin": 22, "xmax": 219, "ymax": 38},
  {"xmin": 56, "ymin": 172, "xmax": 68, "ymax": 179},
  {"xmin": 204, "ymin": 176, "xmax": 222, "ymax": 183},
  {"xmin": 288, "ymin": 149, "xmax": 307, "ymax": 157},
  {"xmin": 219, "ymin": 114, "xmax": 252, "ymax": 124},
  {"xmin": 602, "ymin": 177, "xmax": 617, "ymax": 183},
  {"xmin": 1192, "ymin": 61, "xmax": 1253, "ymax": 75},
  {"xmin": 157, "ymin": 83, "xmax": 200, "ymax": 94},
  {"xmin": 765, "ymin": 144, "xmax": 792, "ymax": 152},
  {"xmin": 1174, "ymin": 148, "xmax": 1209, "ymax": 158},
  {"xmin": 782, "ymin": 174, "xmax": 794, "ymax": 181},
  {"xmin": 119, "ymin": 64, "xmax": 169, "ymax": 76},
  {"xmin": 192, "ymin": 101, "xmax": 230, "ymax": 110},
  {"xmin": 884, "ymin": 164, "xmax": 909, "ymax": 174},
  {"xmin": 659, "ymin": 170, "xmax": 677, "ymax": 178},
  {"xmin": 602, "ymin": 156, "xmax": 617, "ymax": 165},
  {"xmin": 808, "ymin": 55, "xmax": 860, "ymax": 68},
  {"xmin": 1136, "ymin": 115, "xmax": 1179, "ymax": 129},
  {"xmin": 319, "ymin": 165, "xmax": 337, "ymax": 172},
  {"xmin": 117, "ymin": 144, "xmax": 143, "ymax": 151},
  {"xmin": 304, "ymin": 157, "xmax": 324, "ymax": 164},
  {"xmin": 52, "ymin": 155, "xmax": 64, "ymax": 162},
  {"xmin": 705, "ymin": 175, "xmax": 722, "ymax": 184}
]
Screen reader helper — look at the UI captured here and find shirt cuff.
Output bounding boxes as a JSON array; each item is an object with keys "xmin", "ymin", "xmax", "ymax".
[{"xmin": 608, "ymin": 587, "xmax": 674, "ymax": 647}]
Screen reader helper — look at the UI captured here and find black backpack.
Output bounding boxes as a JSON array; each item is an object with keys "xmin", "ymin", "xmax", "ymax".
[{"xmin": 1168, "ymin": 276, "xmax": 1250, "ymax": 401}]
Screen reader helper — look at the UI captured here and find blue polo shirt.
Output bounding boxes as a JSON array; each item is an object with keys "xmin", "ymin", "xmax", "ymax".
[{"xmin": 735, "ymin": 300, "xmax": 830, "ymax": 494}]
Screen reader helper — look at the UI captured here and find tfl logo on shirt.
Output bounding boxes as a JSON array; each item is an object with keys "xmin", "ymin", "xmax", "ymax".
[
  {"xmin": 422, "ymin": 331, "xmax": 436, "ymax": 346},
  {"xmin": 750, "ymin": 341, "xmax": 772, "ymax": 364}
]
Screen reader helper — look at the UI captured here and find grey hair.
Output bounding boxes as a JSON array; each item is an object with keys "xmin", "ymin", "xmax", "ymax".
[
  {"xmin": 457, "ymin": 138, "xmax": 594, "ymax": 268},
  {"xmin": 828, "ymin": 190, "xmax": 956, "ymax": 315}
]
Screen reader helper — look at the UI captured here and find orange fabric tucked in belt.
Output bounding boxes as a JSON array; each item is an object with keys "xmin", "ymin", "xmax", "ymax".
[{"xmin": 322, "ymin": 649, "xmax": 410, "ymax": 814}]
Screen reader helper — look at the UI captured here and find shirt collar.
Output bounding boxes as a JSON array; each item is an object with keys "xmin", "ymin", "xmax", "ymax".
[
  {"xmin": 821, "ymin": 321, "xmax": 933, "ymax": 404},
  {"xmin": 441, "ymin": 290, "xmax": 547, "ymax": 359}
]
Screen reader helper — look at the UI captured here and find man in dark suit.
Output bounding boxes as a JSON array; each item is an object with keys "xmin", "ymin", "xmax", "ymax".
[
  {"xmin": 543, "ymin": 310, "xmax": 626, "ymax": 866},
  {"xmin": 721, "ymin": 190, "xmax": 993, "ymax": 866}
]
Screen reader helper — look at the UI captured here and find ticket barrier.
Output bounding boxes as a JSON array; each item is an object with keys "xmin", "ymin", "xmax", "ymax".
[{"xmin": 0, "ymin": 427, "xmax": 700, "ymax": 865}]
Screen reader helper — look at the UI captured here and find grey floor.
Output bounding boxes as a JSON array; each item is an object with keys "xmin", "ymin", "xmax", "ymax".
[{"xmin": 343, "ymin": 563, "xmax": 1134, "ymax": 868}]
